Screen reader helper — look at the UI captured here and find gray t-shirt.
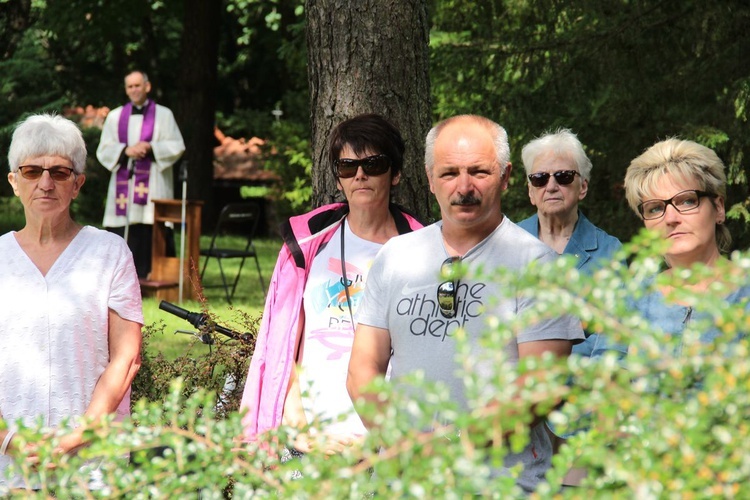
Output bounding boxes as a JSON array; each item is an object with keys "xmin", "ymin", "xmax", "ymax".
[{"xmin": 357, "ymin": 217, "xmax": 584, "ymax": 492}]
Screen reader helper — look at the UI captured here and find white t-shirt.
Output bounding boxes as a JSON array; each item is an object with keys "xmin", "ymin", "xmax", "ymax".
[
  {"xmin": 0, "ymin": 227, "xmax": 143, "ymax": 484},
  {"xmin": 299, "ymin": 222, "xmax": 381, "ymax": 436},
  {"xmin": 356, "ymin": 218, "xmax": 585, "ymax": 493}
]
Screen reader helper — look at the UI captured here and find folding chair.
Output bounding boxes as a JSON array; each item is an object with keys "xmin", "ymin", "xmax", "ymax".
[{"xmin": 200, "ymin": 202, "xmax": 265, "ymax": 303}]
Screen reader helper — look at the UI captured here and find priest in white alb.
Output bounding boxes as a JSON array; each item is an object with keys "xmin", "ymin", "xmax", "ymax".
[{"xmin": 97, "ymin": 70, "xmax": 185, "ymax": 278}]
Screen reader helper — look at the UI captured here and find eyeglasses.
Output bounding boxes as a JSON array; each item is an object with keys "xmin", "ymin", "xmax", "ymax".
[
  {"xmin": 437, "ymin": 256, "xmax": 461, "ymax": 318},
  {"xmin": 334, "ymin": 154, "xmax": 391, "ymax": 179},
  {"xmin": 527, "ymin": 170, "xmax": 580, "ymax": 188},
  {"xmin": 637, "ymin": 189, "xmax": 717, "ymax": 220},
  {"xmin": 17, "ymin": 165, "xmax": 76, "ymax": 181}
]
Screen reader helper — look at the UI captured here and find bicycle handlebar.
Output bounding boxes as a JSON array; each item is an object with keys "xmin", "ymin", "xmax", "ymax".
[{"xmin": 158, "ymin": 300, "xmax": 253, "ymax": 344}]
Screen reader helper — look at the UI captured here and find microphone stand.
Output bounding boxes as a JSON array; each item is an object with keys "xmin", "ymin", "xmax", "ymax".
[{"xmin": 178, "ymin": 160, "xmax": 188, "ymax": 303}]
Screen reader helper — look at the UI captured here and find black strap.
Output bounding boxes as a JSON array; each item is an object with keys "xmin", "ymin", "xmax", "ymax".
[{"xmin": 339, "ymin": 218, "xmax": 355, "ymax": 326}]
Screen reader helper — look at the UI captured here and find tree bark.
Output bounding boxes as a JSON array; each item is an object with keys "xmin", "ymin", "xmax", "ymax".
[
  {"xmin": 174, "ymin": 0, "xmax": 222, "ymax": 229},
  {"xmin": 306, "ymin": 0, "xmax": 432, "ymax": 221}
]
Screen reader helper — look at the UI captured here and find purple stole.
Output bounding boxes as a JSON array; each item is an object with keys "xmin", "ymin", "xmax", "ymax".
[{"xmin": 115, "ymin": 99, "xmax": 156, "ymax": 216}]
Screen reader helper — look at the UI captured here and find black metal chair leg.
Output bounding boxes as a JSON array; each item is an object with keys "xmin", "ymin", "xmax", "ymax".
[{"xmin": 217, "ymin": 259, "xmax": 232, "ymax": 303}]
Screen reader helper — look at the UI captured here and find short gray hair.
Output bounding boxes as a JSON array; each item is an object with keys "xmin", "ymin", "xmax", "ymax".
[
  {"xmin": 8, "ymin": 114, "xmax": 87, "ymax": 174},
  {"xmin": 521, "ymin": 128, "xmax": 592, "ymax": 181},
  {"xmin": 125, "ymin": 70, "xmax": 149, "ymax": 83},
  {"xmin": 424, "ymin": 115, "xmax": 510, "ymax": 176}
]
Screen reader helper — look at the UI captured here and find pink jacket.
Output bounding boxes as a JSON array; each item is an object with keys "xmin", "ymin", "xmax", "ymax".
[{"xmin": 239, "ymin": 202, "xmax": 423, "ymax": 440}]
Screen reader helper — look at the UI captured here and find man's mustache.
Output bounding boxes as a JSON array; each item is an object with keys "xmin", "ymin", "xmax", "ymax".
[{"xmin": 450, "ymin": 194, "xmax": 481, "ymax": 206}]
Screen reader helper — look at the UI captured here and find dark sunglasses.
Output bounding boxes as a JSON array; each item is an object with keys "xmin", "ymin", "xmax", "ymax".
[
  {"xmin": 437, "ymin": 256, "xmax": 461, "ymax": 318},
  {"xmin": 17, "ymin": 165, "xmax": 76, "ymax": 182},
  {"xmin": 528, "ymin": 170, "xmax": 580, "ymax": 188},
  {"xmin": 334, "ymin": 154, "xmax": 391, "ymax": 179}
]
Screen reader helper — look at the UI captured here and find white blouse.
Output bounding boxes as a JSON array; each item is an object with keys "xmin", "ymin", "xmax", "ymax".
[{"xmin": 0, "ymin": 226, "xmax": 143, "ymax": 479}]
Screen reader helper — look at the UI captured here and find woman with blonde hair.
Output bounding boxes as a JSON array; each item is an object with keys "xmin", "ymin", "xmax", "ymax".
[{"xmin": 593, "ymin": 138, "xmax": 748, "ymax": 357}]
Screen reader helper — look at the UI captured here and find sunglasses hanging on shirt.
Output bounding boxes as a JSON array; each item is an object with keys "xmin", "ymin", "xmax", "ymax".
[{"xmin": 437, "ymin": 256, "xmax": 462, "ymax": 318}]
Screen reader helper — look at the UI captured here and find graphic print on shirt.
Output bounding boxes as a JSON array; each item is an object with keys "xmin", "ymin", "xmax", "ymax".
[
  {"xmin": 306, "ymin": 257, "xmax": 368, "ymax": 360},
  {"xmin": 395, "ymin": 279, "xmax": 487, "ymax": 342},
  {"xmin": 297, "ymin": 225, "xmax": 379, "ymax": 436}
]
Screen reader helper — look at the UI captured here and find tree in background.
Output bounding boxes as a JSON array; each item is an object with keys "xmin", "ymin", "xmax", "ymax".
[
  {"xmin": 0, "ymin": 0, "xmax": 32, "ymax": 61},
  {"xmin": 173, "ymin": 0, "xmax": 222, "ymax": 226},
  {"xmin": 429, "ymin": 0, "xmax": 750, "ymax": 248},
  {"xmin": 305, "ymin": 0, "xmax": 433, "ymax": 219},
  {"xmin": 0, "ymin": 0, "xmax": 307, "ymax": 225},
  {"xmin": 1, "ymin": 0, "xmax": 748, "ymax": 245}
]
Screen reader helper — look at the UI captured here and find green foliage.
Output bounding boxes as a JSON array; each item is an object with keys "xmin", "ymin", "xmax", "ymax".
[
  {"xmin": 69, "ymin": 126, "xmax": 110, "ymax": 226},
  {"xmin": 0, "ymin": 29, "xmax": 64, "ymax": 128},
  {"xmin": 260, "ymin": 119, "xmax": 313, "ymax": 219},
  {"xmin": 4, "ymin": 231, "xmax": 750, "ymax": 497},
  {"xmin": 215, "ymin": 107, "xmax": 275, "ymax": 140},
  {"xmin": 0, "ymin": 196, "xmax": 24, "ymax": 234},
  {"xmin": 218, "ymin": 0, "xmax": 308, "ymax": 136},
  {"xmin": 132, "ymin": 308, "xmax": 258, "ymax": 420},
  {"xmin": 239, "ymin": 185, "xmax": 271, "ymax": 199},
  {"xmin": 429, "ymin": 0, "xmax": 750, "ymax": 248},
  {"xmin": 4, "ymin": 0, "xmax": 749, "ymax": 246},
  {"xmin": 0, "ymin": 27, "xmax": 70, "ymax": 183},
  {"xmin": 24, "ymin": 0, "xmax": 185, "ymax": 107}
]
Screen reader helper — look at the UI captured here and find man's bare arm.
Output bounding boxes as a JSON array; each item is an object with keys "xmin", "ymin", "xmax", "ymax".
[
  {"xmin": 517, "ymin": 338, "xmax": 571, "ymax": 359},
  {"xmin": 482, "ymin": 339, "xmax": 572, "ymax": 432},
  {"xmin": 346, "ymin": 324, "xmax": 392, "ymax": 429}
]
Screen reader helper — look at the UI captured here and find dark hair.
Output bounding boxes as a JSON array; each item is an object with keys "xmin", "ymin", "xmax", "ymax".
[{"xmin": 327, "ymin": 114, "xmax": 405, "ymax": 179}]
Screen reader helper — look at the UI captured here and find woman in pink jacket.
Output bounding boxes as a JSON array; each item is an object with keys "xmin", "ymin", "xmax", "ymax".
[{"xmin": 239, "ymin": 114, "xmax": 422, "ymax": 454}]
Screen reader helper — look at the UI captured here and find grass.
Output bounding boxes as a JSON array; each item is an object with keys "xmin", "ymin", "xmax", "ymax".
[{"xmin": 145, "ymin": 236, "xmax": 281, "ymax": 359}]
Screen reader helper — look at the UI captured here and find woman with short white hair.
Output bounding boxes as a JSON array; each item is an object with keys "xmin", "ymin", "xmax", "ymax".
[
  {"xmin": 518, "ymin": 128, "xmax": 621, "ymax": 356},
  {"xmin": 0, "ymin": 114, "xmax": 142, "ymax": 491}
]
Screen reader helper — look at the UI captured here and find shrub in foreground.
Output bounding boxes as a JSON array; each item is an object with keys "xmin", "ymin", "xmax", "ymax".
[{"xmin": 3, "ymin": 231, "xmax": 750, "ymax": 498}]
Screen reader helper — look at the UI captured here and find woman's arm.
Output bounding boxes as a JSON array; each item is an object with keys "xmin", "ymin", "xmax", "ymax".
[
  {"xmin": 281, "ymin": 367, "xmax": 308, "ymax": 429},
  {"xmin": 57, "ymin": 309, "xmax": 142, "ymax": 454},
  {"xmin": 0, "ymin": 412, "xmax": 17, "ymax": 457}
]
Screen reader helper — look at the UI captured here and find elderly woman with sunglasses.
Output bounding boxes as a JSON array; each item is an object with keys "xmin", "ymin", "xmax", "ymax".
[
  {"xmin": 0, "ymin": 114, "xmax": 142, "ymax": 489},
  {"xmin": 592, "ymin": 138, "xmax": 750, "ymax": 359},
  {"xmin": 517, "ymin": 130, "xmax": 623, "ymax": 485},
  {"xmin": 518, "ymin": 129, "xmax": 621, "ymax": 356},
  {"xmin": 239, "ymin": 114, "xmax": 422, "ymax": 454}
]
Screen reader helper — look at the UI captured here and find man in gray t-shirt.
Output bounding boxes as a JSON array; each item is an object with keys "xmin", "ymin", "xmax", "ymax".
[{"xmin": 347, "ymin": 115, "xmax": 584, "ymax": 493}]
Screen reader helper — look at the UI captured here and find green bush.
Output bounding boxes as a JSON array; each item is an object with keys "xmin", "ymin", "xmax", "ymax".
[
  {"xmin": 260, "ymin": 119, "xmax": 313, "ymax": 220},
  {"xmin": 132, "ymin": 307, "xmax": 259, "ymax": 420},
  {"xmin": 71, "ymin": 126, "xmax": 110, "ymax": 226},
  {"xmin": 0, "ymin": 197, "xmax": 24, "ymax": 234},
  {"xmin": 3, "ymin": 231, "xmax": 750, "ymax": 497}
]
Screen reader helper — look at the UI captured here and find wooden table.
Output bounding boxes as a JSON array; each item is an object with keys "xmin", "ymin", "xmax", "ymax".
[{"xmin": 140, "ymin": 199, "xmax": 203, "ymax": 302}]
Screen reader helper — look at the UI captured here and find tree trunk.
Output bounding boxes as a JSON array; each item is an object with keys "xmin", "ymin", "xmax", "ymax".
[
  {"xmin": 306, "ymin": 0, "xmax": 432, "ymax": 221},
  {"xmin": 174, "ymin": 0, "xmax": 222, "ymax": 230}
]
